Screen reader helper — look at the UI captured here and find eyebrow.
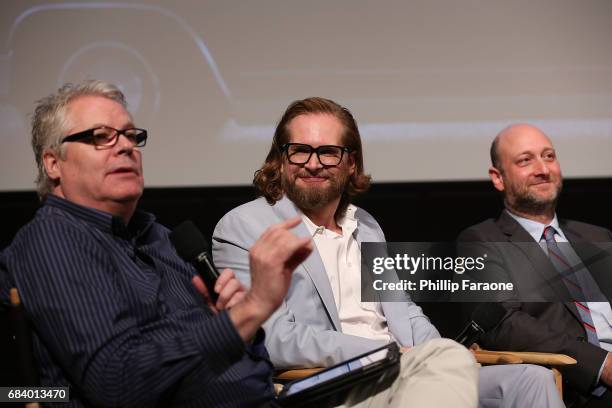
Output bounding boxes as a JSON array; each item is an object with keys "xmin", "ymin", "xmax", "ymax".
[
  {"xmin": 516, "ymin": 146, "xmax": 555, "ymax": 155},
  {"xmin": 83, "ymin": 123, "xmax": 137, "ymax": 131}
]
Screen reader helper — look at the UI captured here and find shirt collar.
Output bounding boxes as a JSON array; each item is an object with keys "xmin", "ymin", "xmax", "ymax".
[
  {"xmin": 301, "ymin": 204, "xmax": 357, "ymax": 237},
  {"xmin": 44, "ymin": 194, "xmax": 155, "ymax": 239},
  {"xmin": 505, "ymin": 209, "xmax": 565, "ymax": 242},
  {"xmin": 338, "ymin": 204, "xmax": 357, "ymax": 234}
]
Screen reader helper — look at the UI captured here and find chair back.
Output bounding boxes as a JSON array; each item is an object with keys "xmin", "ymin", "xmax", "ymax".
[{"xmin": 8, "ymin": 289, "xmax": 40, "ymax": 387}]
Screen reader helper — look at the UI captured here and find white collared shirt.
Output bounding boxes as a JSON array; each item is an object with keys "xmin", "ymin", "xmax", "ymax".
[
  {"xmin": 507, "ymin": 210, "xmax": 612, "ymax": 352},
  {"xmin": 301, "ymin": 205, "xmax": 393, "ymax": 343}
]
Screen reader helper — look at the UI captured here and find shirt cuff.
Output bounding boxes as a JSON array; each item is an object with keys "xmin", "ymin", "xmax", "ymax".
[{"xmin": 193, "ymin": 309, "xmax": 246, "ymax": 365}]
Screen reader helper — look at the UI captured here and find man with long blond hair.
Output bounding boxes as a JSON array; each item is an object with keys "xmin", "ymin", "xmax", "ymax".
[{"xmin": 213, "ymin": 97, "xmax": 563, "ymax": 407}]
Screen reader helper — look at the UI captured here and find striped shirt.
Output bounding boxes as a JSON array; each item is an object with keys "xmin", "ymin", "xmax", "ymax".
[{"xmin": 0, "ymin": 194, "xmax": 275, "ymax": 407}]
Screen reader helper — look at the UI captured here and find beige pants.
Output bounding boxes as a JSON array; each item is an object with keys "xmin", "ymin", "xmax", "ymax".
[{"xmin": 340, "ymin": 338, "xmax": 479, "ymax": 408}]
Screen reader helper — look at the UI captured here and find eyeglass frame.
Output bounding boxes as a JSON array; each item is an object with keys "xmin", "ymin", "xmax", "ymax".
[
  {"xmin": 280, "ymin": 142, "xmax": 353, "ymax": 166},
  {"xmin": 61, "ymin": 126, "xmax": 148, "ymax": 148}
]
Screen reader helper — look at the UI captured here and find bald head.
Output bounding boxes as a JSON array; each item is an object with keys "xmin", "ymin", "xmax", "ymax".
[
  {"xmin": 490, "ymin": 124, "xmax": 553, "ymax": 172},
  {"xmin": 488, "ymin": 123, "xmax": 562, "ymax": 223}
]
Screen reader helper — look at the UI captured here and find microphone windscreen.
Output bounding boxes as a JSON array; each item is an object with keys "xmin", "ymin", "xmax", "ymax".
[
  {"xmin": 471, "ymin": 303, "xmax": 506, "ymax": 331},
  {"xmin": 169, "ymin": 220, "xmax": 210, "ymax": 260}
]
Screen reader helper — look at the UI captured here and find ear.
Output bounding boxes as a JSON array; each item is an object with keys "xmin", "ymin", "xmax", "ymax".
[
  {"xmin": 347, "ymin": 151, "xmax": 356, "ymax": 175},
  {"xmin": 489, "ymin": 166, "xmax": 504, "ymax": 192},
  {"xmin": 43, "ymin": 148, "xmax": 62, "ymax": 183}
]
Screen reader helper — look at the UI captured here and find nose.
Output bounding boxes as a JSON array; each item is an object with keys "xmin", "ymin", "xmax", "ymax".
[
  {"xmin": 533, "ymin": 158, "xmax": 550, "ymax": 176},
  {"xmin": 304, "ymin": 150, "xmax": 323, "ymax": 171},
  {"xmin": 114, "ymin": 132, "xmax": 136, "ymax": 155}
]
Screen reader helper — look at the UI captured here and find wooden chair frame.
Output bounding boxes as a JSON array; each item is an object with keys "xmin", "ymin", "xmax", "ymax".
[{"xmin": 274, "ymin": 348, "xmax": 576, "ymax": 397}]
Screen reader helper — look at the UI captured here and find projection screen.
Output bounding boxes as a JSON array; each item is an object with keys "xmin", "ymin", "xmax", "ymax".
[{"xmin": 1, "ymin": 0, "xmax": 611, "ymax": 191}]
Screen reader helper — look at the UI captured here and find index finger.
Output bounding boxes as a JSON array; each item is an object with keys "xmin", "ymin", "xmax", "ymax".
[
  {"xmin": 215, "ymin": 268, "xmax": 236, "ymax": 292},
  {"xmin": 282, "ymin": 236, "xmax": 313, "ymax": 271}
]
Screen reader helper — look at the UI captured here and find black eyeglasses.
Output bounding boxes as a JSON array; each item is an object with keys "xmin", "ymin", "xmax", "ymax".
[
  {"xmin": 281, "ymin": 143, "xmax": 352, "ymax": 166},
  {"xmin": 61, "ymin": 126, "xmax": 148, "ymax": 148}
]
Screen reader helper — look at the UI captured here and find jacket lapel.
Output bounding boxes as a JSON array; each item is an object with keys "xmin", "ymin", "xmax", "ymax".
[
  {"xmin": 352, "ymin": 213, "xmax": 384, "ymax": 304},
  {"xmin": 272, "ymin": 196, "xmax": 341, "ymax": 329},
  {"xmin": 497, "ymin": 211, "xmax": 579, "ymax": 319},
  {"xmin": 497, "ymin": 211, "xmax": 574, "ymax": 301}
]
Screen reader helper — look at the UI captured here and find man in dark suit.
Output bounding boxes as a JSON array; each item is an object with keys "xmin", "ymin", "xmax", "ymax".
[{"xmin": 458, "ymin": 123, "xmax": 612, "ymax": 407}]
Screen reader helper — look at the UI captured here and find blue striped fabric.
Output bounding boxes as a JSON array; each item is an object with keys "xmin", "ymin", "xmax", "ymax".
[{"xmin": 0, "ymin": 194, "xmax": 276, "ymax": 407}]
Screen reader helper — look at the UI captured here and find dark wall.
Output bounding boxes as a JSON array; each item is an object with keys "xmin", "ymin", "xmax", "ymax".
[
  {"xmin": 1, "ymin": 177, "xmax": 610, "ymax": 358},
  {"xmin": 2, "ymin": 178, "xmax": 610, "ymax": 249}
]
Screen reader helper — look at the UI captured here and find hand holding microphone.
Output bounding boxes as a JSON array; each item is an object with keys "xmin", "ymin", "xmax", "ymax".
[
  {"xmin": 170, "ymin": 221, "xmax": 247, "ymax": 312},
  {"xmin": 191, "ymin": 269, "xmax": 246, "ymax": 313},
  {"xmin": 455, "ymin": 303, "xmax": 507, "ymax": 348},
  {"xmin": 171, "ymin": 218, "xmax": 312, "ymax": 342}
]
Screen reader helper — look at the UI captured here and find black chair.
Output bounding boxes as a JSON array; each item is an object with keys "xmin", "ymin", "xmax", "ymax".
[{"xmin": 2, "ymin": 288, "xmax": 41, "ymax": 408}]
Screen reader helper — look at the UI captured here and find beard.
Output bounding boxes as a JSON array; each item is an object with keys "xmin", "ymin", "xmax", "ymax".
[
  {"xmin": 505, "ymin": 177, "xmax": 563, "ymax": 215},
  {"xmin": 282, "ymin": 168, "xmax": 350, "ymax": 212}
]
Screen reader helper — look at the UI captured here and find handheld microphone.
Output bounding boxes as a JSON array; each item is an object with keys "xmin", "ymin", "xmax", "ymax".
[
  {"xmin": 170, "ymin": 220, "xmax": 220, "ymax": 303},
  {"xmin": 454, "ymin": 303, "xmax": 506, "ymax": 347}
]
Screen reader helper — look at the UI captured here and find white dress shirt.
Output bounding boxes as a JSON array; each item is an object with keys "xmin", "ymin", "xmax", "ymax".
[{"xmin": 301, "ymin": 205, "xmax": 393, "ymax": 343}]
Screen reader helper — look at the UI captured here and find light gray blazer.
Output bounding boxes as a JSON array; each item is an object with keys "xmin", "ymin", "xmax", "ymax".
[{"xmin": 212, "ymin": 196, "xmax": 439, "ymax": 369}]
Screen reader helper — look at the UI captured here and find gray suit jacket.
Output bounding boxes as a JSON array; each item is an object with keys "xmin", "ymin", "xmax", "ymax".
[{"xmin": 212, "ymin": 196, "xmax": 439, "ymax": 369}]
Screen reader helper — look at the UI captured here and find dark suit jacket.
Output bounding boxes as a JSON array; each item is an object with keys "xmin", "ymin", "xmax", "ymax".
[{"xmin": 458, "ymin": 210, "xmax": 612, "ymax": 393}]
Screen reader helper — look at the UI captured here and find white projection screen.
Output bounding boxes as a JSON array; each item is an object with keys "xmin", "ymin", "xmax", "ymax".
[{"xmin": 1, "ymin": 0, "xmax": 611, "ymax": 191}]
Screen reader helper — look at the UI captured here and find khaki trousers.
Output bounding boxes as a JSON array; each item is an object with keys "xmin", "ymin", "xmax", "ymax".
[{"xmin": 340, "ymin": 338, "xmax": 479, "ymax": 408}]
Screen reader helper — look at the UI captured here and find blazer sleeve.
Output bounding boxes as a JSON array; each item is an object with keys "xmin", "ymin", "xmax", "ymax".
[
  {"xmin": 483, "ymin": 301, "xmax": 607, "ymax": 393},
  {"xmin": 382, "ymin": 301, "xmax": 441, "ymax": 346}
]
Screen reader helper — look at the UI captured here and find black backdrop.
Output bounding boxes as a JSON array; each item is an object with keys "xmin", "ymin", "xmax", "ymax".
[{"xmin": 2, "ymin": 178, "xmax": 610, "ymax": 249}]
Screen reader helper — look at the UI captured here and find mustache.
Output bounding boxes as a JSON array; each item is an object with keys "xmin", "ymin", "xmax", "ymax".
[
  {"xmin": 530, "ymin": 174, "xmax": 556, "ymax": 184},
  {"xmin": 296, "ymin": 169, "xmax": 331, "ymax": 178}
]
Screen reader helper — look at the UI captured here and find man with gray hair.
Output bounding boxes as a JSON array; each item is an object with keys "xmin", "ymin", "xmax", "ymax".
[{"xmin": 0, "ymin": 79, "xmax": 315, "ymax": 406}]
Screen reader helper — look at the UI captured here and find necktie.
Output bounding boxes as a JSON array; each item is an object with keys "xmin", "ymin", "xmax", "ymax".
[
  {"xmin": 543, "ymin": 226, "xmax": 608, "ymax": 395},
  {"xmin": 542, "ymin": 226, "xmax": 599, "ymax": 345}
]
